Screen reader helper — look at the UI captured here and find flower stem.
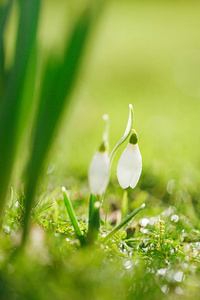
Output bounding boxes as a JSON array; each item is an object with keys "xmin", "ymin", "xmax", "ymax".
[
  {"xmin": 87, "ymin": 194, "xmax": 101, "ymax": 244},
  {"xmin": 103, "ymin": 203, "xmax": 145, "ymax": 243},
  {"xmin": 109, "ymin": 104, "xmax": 134, "ymax": 165},
  {"xmin": 62, "ymin": 187, "xmax": 83, "ymax": 238},
  {"xmin": 88, "ymin": 193, "xmax": 96, "ymax": 232}
]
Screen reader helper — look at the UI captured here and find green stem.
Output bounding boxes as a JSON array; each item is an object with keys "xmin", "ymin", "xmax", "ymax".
[
  {"xmin": 87, "ymin": 194, "xmax": 101, "ymax": 244},
  {"xmin": 62, "ymin": 187, "xmax": 82, "ymax": 238},
  {"xmin": 103, "ymin": 203, "xmax": 145, "ymax": 243},
  {"xmin": 88, "ymin": 194, "xmax": 96, "ymax": 233},
  {"xmin": 109, "ymin": 104, "xmax": 134, "ymax": 165}
]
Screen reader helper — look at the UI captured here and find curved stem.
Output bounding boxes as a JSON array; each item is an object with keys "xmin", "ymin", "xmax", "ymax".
[{"xmin": 109, "ymin": 104, "xmax": 134, "ymax": 165}]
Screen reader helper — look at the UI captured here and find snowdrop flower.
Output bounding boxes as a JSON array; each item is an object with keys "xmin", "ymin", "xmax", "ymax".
[
  {"xmin": 88, "ymin": 142, "xmax": 110, "ymax": 195},
  {"xmin": 117, "ymin": 131, "xmax": 142, "ymax": 189}
]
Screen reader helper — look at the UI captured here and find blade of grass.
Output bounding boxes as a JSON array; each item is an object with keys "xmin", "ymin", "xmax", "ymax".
[
  {"xmin": 22, "ymin": 9, "xmax": 92, "ymax": 243},
  {"xmin": 103, "ymin": 203, "xmax": 145, "ymax": 243},
  {"xmin": 0, "ymin": 0, "xmax": 13, "ymax": 91},
  {"xmin": 0, "ymin": 0, "xmax": 40, "ymax": 217},
  {"xmin": 62, "ymin": 187, "xmax": 82, "ymax": 238},
  {"xmin": 16, "ymin": 43, "xmax": 39, "ymax": 143}
]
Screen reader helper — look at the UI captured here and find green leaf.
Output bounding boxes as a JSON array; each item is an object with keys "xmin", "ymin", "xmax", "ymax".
[
  {"xmin": 16, "ymin": 43, "xmax": 39, "ymax": 143},
  {"xmin": 0, "ymin": 0, "xmax": 13, "ymax": 90},
  {"xmin": 0, "ymin": 0, "xmax": 40, "ymax": 217},
  {"xmin": 22, "ymin": 9, "xmax": 92, "ymax": 242},
  {"xmin": 62, "ymin": 187, "xmax": 82, "ymax": 238}
]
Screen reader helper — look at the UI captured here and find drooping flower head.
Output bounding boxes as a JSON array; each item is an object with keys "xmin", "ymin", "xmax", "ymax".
[
  {"xmin": 88, "ymin": 105, "xmax": 141, "ymax": 195},
  {"xmin": 88, "ymin": 142, "xmax": 110, "ymax": 196},
  {"xmin": 117, "ymin": 130, "xmax": 142, "ymax": 189},
  {"xmin": 88, "ymin": 115, "xmax": 110, "ymax": 196}
]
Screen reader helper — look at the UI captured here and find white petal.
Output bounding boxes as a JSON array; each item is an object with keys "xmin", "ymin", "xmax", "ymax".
[
  {"xmin": 117, "ymin": 143, "xmax": 142, "ymax": 189},
  {"xmin": 88, "ymin": 151, "xmax": 110, "ymax": 195}
]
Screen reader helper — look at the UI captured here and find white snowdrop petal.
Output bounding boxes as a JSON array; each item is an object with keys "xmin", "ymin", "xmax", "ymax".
[
  {"xmin": 117, "ymin": 143, "xmax": 142, "ymax": 189},
  {"xmin": 117, "ymin": 166, "xmax": 133, "ymax": 189},
  {"xmin": 88, "ymin": 152, "xmax": 110, "ymax": 195},
  {"xmin": 130, "ymin": 164, "xmax": 142, "ymax": 188},
  {"xmin": 117, "ymin": 147, "xmax": 134, "ymax": 189}
]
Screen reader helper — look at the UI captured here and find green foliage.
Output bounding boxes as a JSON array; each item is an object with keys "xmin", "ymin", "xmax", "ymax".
[
  {"xmin": 0, "ymin": 0, "xmax": 98, "ymax": 243},
  {"xmin": 0, "ymin": 0, "xmax": 40, "ymax": 217},
  {"xmin": 0, "ymin": 1, "xmax": 200, "ymax": 300},
  {"xmin": 23, "ymin": 8, "xmax": 92, "ymax": 242},
  {"xmin": 62, "ymin": 187, "xmax": 83, "ymax": 239},
  {"xmin": 1, "ymin": 181, "xmax": 200, "ymax": 299}
]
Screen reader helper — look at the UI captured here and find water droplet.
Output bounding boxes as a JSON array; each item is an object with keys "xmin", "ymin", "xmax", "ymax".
[
  {"xmin": 167, "ymin": 179, "xmax": 176, "ymax": 194},
  {"xmin": 139, "ymin": 218, "xmax": 149, "ymax": 227},
  {"xmin": 124, "ymin": 260, "xmax": 131, "ymax": 269},
  {"xmin": 161, "ymin": 284, "xmax": 169, "ymax": 294},
  {"xmin": 171, "ymin": 215, "xmax": 179, "ymax": 222},
  {"xmin": 157, "ymin": 268, "xmax": 167, "ymax": 276},
  {"xmin": 174, "ymin": 271, "xmax": 184, "ymax": 282},
  {"xmin": 175, "ymin": 286, "xmax": 183, "ymax": 295}
]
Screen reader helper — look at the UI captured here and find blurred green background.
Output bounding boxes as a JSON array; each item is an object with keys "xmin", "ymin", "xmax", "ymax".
[
  {"xmin": 48, "ymin": 0, "xmax": 200, "ymax": 191},
  {"xmin": 5, "ymin": 0, "xmax": 200, "ymax": 191},
  {"xmin": 1, "ymin": 1, "xmax": 200, "ymax": 300}
]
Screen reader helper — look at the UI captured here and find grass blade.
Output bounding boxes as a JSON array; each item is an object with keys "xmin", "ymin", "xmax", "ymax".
[
  {"xmin": 0, "ymin": 0, "xmax": 13, "ymax": 91},
  {"xmin": 23, "ymin": 9, "xmax": 92, "ymax": 242},
  {"xmin": 0, "ymin": 0, "xmax": 40, "ymax": 217},
  {"xmin": 103, "ymin": 203, "xmax": 145, "ymax": 243},
  {"xmin": 62, "ymin": 187, "xmax": 82, "ymax": 238}
]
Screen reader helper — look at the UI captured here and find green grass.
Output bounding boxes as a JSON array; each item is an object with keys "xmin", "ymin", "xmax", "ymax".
[
  {"xmin": 1, "ymin": 0, "xmax": 200, "ymax": 299},
  {"xmin": 1, "ymin": 181, "xmax": 200, "ymax": 300}
]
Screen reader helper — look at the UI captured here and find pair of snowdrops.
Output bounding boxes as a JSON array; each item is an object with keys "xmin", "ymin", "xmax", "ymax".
[{"xmin": 88, "ymin": 129, "xmax": 142, "ymax": 196}]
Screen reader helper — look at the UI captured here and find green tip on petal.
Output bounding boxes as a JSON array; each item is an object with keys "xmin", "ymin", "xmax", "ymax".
[
  {"xmin": 129, "ymin": 130, "xmax": 138, "ymax": 145},
  {"xmin": 99, "ymin": 141, "xmax": 106, "ymax": 152}
]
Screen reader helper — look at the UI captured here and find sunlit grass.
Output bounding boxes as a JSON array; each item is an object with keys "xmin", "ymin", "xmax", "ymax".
[{"xmin": 0, "ymin": 0, "xmax": 200, "ymax": 299}]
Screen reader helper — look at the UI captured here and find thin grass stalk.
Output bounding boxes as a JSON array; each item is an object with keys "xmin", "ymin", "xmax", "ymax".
[
  {"xmin": 62, "ymin": 187, "xmax": 82, "ymax": 238},
  {"xmin": 103, "ymin": 204, "xmax": 145, "ymax": 243},
  {"xmin": 0, "ymin": 0, "xmax": 13, "ymax": 91}
]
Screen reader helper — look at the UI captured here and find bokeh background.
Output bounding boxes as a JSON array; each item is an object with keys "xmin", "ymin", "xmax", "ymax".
[
  {"xmin": 4, "ymin": 0, "xmax": 200, "ymax": 219},
  {"xmin": 49, "ymin": 0, "xmax": 200, "ymax": 190},
  {"xmin": 1, "ymin": 2, "xmax": 200, "ymax": 299}
]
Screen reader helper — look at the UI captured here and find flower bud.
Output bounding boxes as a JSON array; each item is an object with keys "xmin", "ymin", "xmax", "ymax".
[
  {"xmin": 88, "ymin": 146, "xmax": 110, "ymax": 195},
  {"xmin": 117, "ymin": 132, "xmax": 142, "ymax": 189}
]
